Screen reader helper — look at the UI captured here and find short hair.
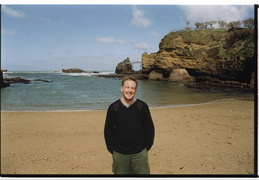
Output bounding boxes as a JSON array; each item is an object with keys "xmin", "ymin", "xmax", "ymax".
[{"xmin": 121, "ymin": 75, "xmax": 138, "ymax": 88}]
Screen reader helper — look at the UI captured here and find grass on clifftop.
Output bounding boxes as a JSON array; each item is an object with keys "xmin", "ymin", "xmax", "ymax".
[
  {"xmin": 160, "ymin": 29, "xmax": 227, "ymax": 48},
  {"xmin": 160, "ymin": 28, "xmax": 254, "ymax": 60}
]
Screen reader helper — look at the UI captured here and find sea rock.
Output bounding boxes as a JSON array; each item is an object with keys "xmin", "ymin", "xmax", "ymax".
[
  {"xmin": 149, "ymin": 70, "xmax": 163, "ymax": 80},
  {"xmin": 33, "ymin": 79, "xmax": 53, "ymax": 83},
  {"xmin": 115, "ymin": 57, "xmax": 133, "ymax": 74},
  {"xmin": 3, "ymin": 77, "xmax": 31, "ymax": 84},
  {"xmin": 2, "ymin": 77, "xmax": 53, "ymax": 85},
  {"xmin": 0, "ymin": 71, "xmax": 10, "ymax": 88},
  {"xmin": 62, "ymin": 68, "xmax": 86, "ymax": 73},
  {"xmin": 169, "ymin": 69, "xmax": 196, "ymax": 83},
  {"xmin": 185, "ymin": 80, "xmax": 254, "ymax": 92}
]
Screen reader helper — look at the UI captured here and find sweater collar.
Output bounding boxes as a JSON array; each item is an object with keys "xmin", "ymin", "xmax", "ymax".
[{"xmin": 120, "ymin": 98, "xmax": 137, "ymax": 108}]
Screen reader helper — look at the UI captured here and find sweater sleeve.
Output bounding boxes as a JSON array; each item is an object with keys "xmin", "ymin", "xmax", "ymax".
[
  {"xmin": 104, "ymin": 105, "xmax": 115, "ymax": 154},
  {"xmin": 142, "ymin": 103, "xmax": 155, "ymax": 151}
]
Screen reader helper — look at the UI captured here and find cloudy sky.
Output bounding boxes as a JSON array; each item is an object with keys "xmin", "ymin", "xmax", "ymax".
[{"xmin": 1, "ymin": 3, "xmax": 255, "ymax": 71}]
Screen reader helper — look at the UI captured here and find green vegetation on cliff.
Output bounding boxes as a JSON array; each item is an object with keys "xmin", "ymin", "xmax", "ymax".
[
  {"xmin": 160, "ymin": 28, "xmax": 254, "ymax": 61},
  {"xmin": 160, "ymin": 29, "xmax": 226, "ymax": 49},
  {"xmin": 223, "ymin": 29, "xmax": 254, "ymax": 59}
]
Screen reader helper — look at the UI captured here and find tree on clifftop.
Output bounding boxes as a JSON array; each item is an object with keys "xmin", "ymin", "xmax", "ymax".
[
  {"xmin": 209, "ymin": 21, "xmax": 217, "ymax": 29},
  {"xmin": 243, "ymin": 18, "xmax": 254, "ymax": 28}
]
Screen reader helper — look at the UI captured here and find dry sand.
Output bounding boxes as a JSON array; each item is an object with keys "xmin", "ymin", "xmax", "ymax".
[{"xmin": 1, "ymin": 98, "xmax": 255, "ymax": 176}]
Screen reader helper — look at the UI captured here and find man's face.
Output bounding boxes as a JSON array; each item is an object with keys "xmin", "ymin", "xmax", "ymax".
[{"xmin": 121, "ymin": 80, "xmax": 137, "ymax": 101}]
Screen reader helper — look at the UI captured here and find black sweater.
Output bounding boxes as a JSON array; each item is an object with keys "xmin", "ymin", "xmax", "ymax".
[{"xmin": 104, "ymin": 99, "xmax": 155, "ymax": 155}]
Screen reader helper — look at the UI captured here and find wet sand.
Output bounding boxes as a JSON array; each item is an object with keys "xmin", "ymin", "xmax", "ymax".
[{"xmin": 1, "ymin": 98, "xmax": 255, "ymax": 175}]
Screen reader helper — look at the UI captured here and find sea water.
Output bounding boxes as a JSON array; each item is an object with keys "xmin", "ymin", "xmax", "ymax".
[{"xmin": 1, "ymin": 71, "xmax": 253, "ymax": 111}]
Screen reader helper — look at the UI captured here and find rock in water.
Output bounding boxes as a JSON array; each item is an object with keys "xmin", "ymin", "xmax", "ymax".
[
  {"xmin": 115, "ymin": 57, "xmax": 133, "ymax": 74},
  {"xmin": 62, "ymin": 68, "xmax": 86, "ymax": 73}
]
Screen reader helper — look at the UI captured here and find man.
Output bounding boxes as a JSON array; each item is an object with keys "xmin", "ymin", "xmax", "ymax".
[{"xmin": 104, "ymin": 75, "xmax": 155, "ymax": 175}]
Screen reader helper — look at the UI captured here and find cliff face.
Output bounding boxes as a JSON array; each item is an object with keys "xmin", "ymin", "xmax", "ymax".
[{"xmin": 142, "ymin": 29, "xmax": 255, "ymax": 91}]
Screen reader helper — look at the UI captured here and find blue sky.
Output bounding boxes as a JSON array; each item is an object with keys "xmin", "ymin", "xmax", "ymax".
[{"xmin": 1, "ymin": 4, "xmax": 255, "ymax": 71}]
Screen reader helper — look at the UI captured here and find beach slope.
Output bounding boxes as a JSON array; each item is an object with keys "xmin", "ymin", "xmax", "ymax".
[{"xmin": 1, "ymin": 99, "xmax": 255, "ymax": 175}]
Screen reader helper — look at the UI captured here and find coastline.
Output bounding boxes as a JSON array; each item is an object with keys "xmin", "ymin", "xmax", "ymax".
[
  {"xmin": 1, "ymin": 99, "xmax": 255, "ymax": 175},
  {"xmin": 1, "ymin": 95, "xmax": 254, "ymax": 112}
]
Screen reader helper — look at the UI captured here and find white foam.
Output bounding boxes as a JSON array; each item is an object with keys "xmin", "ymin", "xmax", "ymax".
[{"xmin": 59, "ymin": 71, "xmax": 115, "ymax": 77}]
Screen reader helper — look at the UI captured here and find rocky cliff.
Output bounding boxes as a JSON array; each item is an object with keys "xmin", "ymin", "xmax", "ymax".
[{"xmin": 141, "ymin": 29, "xmax": 255, "ymax": 91}]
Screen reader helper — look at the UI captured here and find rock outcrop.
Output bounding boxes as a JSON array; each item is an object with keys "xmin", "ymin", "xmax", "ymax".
[
  {"xmin": 169, "ymin": 69, "xmax": 196, "ymax": 83},
  {"xmin": 0, "ymin": 71, "xmax": 10, "ymax": 88},
  {"xmin": 62, "ymin": 68, "xmax": 86, "ymax": 73},
  {"xmin": 4, "ymin": 77, "xmax": 31, "ymax": 84},
  {"xmin": 115, "ymin": 57, "xmax": 134, "ymax": 74},
  {"xmin": 141, "ymin": 29, "xmax": 255, "ymax": 91},
  {"xmin": 2, "ymin": 77, "xmax": 53, "ymax": 85}
]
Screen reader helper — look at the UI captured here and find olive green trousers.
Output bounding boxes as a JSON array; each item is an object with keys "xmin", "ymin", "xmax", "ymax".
[{"xmin": 112, "ymin": 148, "xmax": 150, "ymax": 174}]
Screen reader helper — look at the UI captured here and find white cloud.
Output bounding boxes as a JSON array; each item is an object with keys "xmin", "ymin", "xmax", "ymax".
[
  {"xmin": 2, "ymin": 5, "xmax": 27, "ymax": 18},
  {"xmin": 117, "ymin": 39, "xmax": 127, "ymax": 45},
  {"xmin": 40, "ymin": 17, "xmax": 52, "ymax": 24},
  {"xmin": 96, "ymin": 36, "xmax": 127, "ymax": 45},
  {"xmin": 129, "ymin": 38, "xmax": 151, "ymax": 50},
  {"xmin": 180, "ymin": 5, "xmax": 253, "ymax": 25},
  {"xmin": 151, "ymin": 31, "xmax": 160, "ymax": 37},
  {"xmin": 1, "ymin": 28, "xmax": 17, "ymax": 36},
  {"xmin": 97, "ymin": 36, "xmax": 116, "ymax": 43},
  {"xmin": 133, "ymin": 42, "xmax": 151, "ymax": 50},
  {"xmin": 130, "ymin": 6, "xmax": 151, "ymax": 28}
]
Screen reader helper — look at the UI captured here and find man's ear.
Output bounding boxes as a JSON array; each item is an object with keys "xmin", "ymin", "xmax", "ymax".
[{"xmin": 120, "ymin": 86, "xmax": 123, "ymax": 92}]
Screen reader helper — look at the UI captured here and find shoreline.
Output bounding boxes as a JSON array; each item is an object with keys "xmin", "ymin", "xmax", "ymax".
[
  {"xmin": 1, "ymin": 96, "xmax": 254, "ymax": 112},
  {"xmin": 1, "ymin": 99, "xmax": 255, "ymax": 175},
  {"xmin": 3, "ymin": 70, "xmax": 255, "ymax": 93}
]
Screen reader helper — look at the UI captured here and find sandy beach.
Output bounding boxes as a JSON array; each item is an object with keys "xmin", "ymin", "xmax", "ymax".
[{"xmin": 1, "ymin": 98, "xmax": 255, "ymax": 176}]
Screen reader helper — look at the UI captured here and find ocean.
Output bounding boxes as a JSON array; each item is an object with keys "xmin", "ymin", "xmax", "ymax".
[{"xmin": 1, "ymin": 71, "xmax": 254, "ymax": 111}]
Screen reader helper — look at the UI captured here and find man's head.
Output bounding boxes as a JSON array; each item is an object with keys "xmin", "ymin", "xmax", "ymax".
[
  {"xmin": 121, "ymin": 76, "xmax": 138, "ymax": 88},
  {"xmin": 121, "ymin": 76, "xmax": 138, "ymax": 102}
]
